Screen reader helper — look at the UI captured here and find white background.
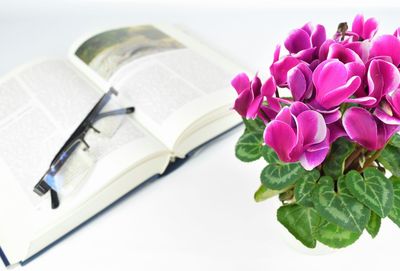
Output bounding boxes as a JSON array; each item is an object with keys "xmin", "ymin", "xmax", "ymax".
[{"xmin": 1, "ymin": 1, "xmax": 400, "ymax": 270}]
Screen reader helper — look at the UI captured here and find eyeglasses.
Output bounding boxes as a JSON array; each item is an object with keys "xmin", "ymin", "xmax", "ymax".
[{"xmin": 33, "ymin": 87, "xmax": 134, "ymax": 209}]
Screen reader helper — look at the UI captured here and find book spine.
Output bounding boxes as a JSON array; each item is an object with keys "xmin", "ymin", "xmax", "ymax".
[{"xmin": 0, "ymin": 246, "xmax": 10, "ymax": 267}]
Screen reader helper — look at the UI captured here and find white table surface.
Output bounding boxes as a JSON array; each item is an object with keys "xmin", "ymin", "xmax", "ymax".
[{"xmin": 1, "ymin": 1, "xmax": 400, "ymax": 270}]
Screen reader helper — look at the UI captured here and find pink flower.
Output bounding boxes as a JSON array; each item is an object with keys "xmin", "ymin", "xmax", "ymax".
[
  {"xmin": 231, "ymin": 73, "xmax": 280, "ymax": 120},
  {"xmin": 287, "ymin": 62, "xmax": 313, "ymax": 101},
  {"xmin": 365, "ymin": 59, "xmax": 400, "ymax": 106},
  {"xmin": 351, "ymin": 14, "xmax": 379, "ymax": 41},
  {"xmin": 270, "ymin": 46, "xmax": 301, "ymax": 86},
  {"xmin": 270, "ymin": 23, "xmax": 326, "ymax": 87},
  {"xmin": 231, "ymin": 73, "xmax": 263, "ymax": 119},
  {"xmin": 231, "ymin": 14, "xmax": 400, "ymax": 165},
  {"xmin": 375, "ymin": 89, "xmax": 400, "ymax": 125},
  {"xmin": 370, "ymin": 34, "xmax": 400, "ymax": 67},
  {"xmin": 312, "ymin": 59, "xmax": 362, "ymax": 109},
  {"xmin": 264, "ymin": 102, "xmax": 329, "ymax": 170},
  {"xmin": 343, "ymin": 107, "xmax": 399, "ymax": 150},
  {"xmin": 284, "ymin": 23, "xmax": 326, "ymax": 63}
]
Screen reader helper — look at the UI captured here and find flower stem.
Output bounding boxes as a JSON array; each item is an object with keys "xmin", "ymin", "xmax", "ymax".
[
  {"xmin": 358, "ymin": 148, "xmax": 384, "ymax": 173},
  {"xmin": 344, "ymin": 145, "xmax": 363, "ymax": 172},
  {"xmin": 275, "ymin": 88, "xmax": 280, "ymax": 98}
]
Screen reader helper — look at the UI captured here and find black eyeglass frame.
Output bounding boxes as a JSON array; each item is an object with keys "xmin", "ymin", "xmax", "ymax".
[{"xmin": 33, "ymin": 87, "xmax": 134, "ymax": 209}]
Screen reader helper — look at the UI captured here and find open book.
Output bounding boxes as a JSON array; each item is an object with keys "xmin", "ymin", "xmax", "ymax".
[{"xmin": 0, "ymin": 25, "xmax": 243, "ymax": 266}]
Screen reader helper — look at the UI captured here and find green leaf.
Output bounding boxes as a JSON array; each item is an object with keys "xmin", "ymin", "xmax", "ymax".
[
  {"xmin": 235, "ymin": 131, "xmax": 263, "ymax": 162},
  {"xmin": 389, "ymin": 133, "xmax": 400, "ymax": 148},
  {"xmin": 254, "ymin": 185, "xmax": 282, "ymax": 202},
  {"xmin": 366, "ymin": 211, "xmax": 381, "ymax": 238},
  {"xmin": 277, "ymin": 204, "xmax": 321, "ymax": 248},
  {"xmin": 294, "ymin": 170, "xmax": 320, "ymax": 207},
  {"xmin": 312, "ymin": 176, "xmax": 371, "ymax": 233},
  {"xmin": 314, "ymin": 220, "xmax": 362, "ymax": 248},
  {"xmin": 345, "ymin": 169, "xmax": 393, "ymax": 218},
  {"xmin": 242, "ymin": 117, "xmax": 265, "ymax": 133},
  {"xmin": 260, "ymin": 163, "xmax": 307, "ymax": 190},
  {"xmin": 378, "ymin": 145, "xmax": 400, "ymax": 177},
  {"xmin": 261, "ymin": 145, "xmax": 280, "ymax": 164},
  {"xmin": 389, "ymin": 176, "xmax": 400, "ymax": 228},
  {"xmin": 322, "ymin": 138, "xmax": 355, "ymax": 179}
]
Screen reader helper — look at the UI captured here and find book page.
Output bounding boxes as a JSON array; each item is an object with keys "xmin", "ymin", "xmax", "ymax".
[
  {"xmin": 0, "ymin": 59, "xmax": 104, "ymax": 205},
  {"xmin": 0, "ymin": 59, "xmax": 168, "ymax": 207},
  {"xmin": 70, "ymin": 25, "xmax": 242, "ymax": 152},
  {"xmin": 0, "ymin": 59, "xmax": 171, "ymax": 265}
]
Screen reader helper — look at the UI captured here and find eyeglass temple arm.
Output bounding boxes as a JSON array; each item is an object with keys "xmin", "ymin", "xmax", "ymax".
[
  {"xmin": 51, "ymin": 189, "xmax": 60, "ymax": 209},
  {"xmin": 94, "ymin": 106, "xmax": 135, "ymax": 122}
]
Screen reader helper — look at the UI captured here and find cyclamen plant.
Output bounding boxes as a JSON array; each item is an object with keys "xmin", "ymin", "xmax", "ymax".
[{"xmin": 233, "ymin": 14, "xmax": 400, "ymax": 249}]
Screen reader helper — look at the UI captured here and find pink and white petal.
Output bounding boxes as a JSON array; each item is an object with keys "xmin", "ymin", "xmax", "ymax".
[
  {"xmin": 343, "ymin": 107, "xmax": 378, "ymax": 150},
  {"xmin": 345, "ymin": 61, "xmax": 365, "ymax": 79},
  {"xmin": 267, "ymin": 96, "xmax": 281, "ymax": 112},
  {"xmin": 363, "ymin": 17, "xmax": 378, "ymax": 39},
  {"xmin": 300, "ymin": 146, "xmax": 330, "ymax": 170},
  {"xmin": 319, "ymin": 76, "xmax": 361, "ymax": 109},
  {"xmin": 261, "ymin": 76, "xmax": 276, "ymax": 97},
  {"xmin": 264, "ymin": 120, "xmax": 297, "ymax": 162},
  {"xmin": 251, "ymin": 76, "xmax": 262, "ymax": 96},
  {"xmin": 309, "ymin": 59, "xmax": 320, "ymax": 71},
  {"xmin": 246, "ymin": 96, "xmax": 263, "ymax": 119},
  {"xmin": 301, "ymin": 22, "xmax": 313, "ymax": 35},
  {"xmin": 284, "ymin": 28, "xmax": 312, "ymax": 54},
  {"xmin": 273, "ymin": 44, "xmax": 281, "ymax": 62},
  {"xmin": 287, "ymin": 65, "xmax": 307, "ymax": 101},
  {"xmin": 327, "ymin": 43, "xmax": 359, "ymax": 64},
  {"xmin": 344, "ymin": 41, "xmax": 370, "ymax": 63},
  {"xmin": 289, "ymin": 116, "xmax": 305, "ymax": 161},
  {"xmin": 367, "ymin": 60, "xmax": 400, "ymax": 107},
  {"xmin": 233, "ymin": 89, "xmax": 253, "ymax": 117},
  {"xmin": 323, "ymin": 110, "xmax": 342, "ymax": 124},
  {"xmin": 294, "ymin": 63, "xmax": 313, "ymax": 99},
  {"xmin": 284, "ymin": 29, "xmax": 311, "ymax": 54},
  {"xmin": 328, "ymin": 121, "xmax": 347, "ymax": 143},
  {"xmin": 370, "ymin": 34, "xmax": 400, "ymax": 66},
  {"xmin": 374, "ymin": 107, "xmax": 400, "ymax": 125},
  {"xmin": 368, "ymin": 59, "xmax": 400, "ymax": 99},
  {"xmin": 345, "ymin": 31, "xmax": 360, "ymax": 41},
  {"xmin": 351, "ymin": 14, "xmax": 364, "ymax": 37},
  {"xmin": 314, "ymin": 59, "xmax": 348, "ymax": 94},
  {"xmin": 375, "ymin": 121, "xmax": 397, "ymax": 150},
  {"xmin": 298, "ymin": 62, "xmax": 313, "ymax": 85},
  {"xmin": 292, "ymin": 47, "xmax": 315, "ymax": 63},
  {"xmin": 275, "ymin": 107, "xmax": 293, "ymax": 126},
  {"xmin": 367, "ymin": 60, "xmax": 383, "ymax": 102},
  {"xmin": 387, "ymin": 89, "xmax": 400, "ymax": 116},
  {"xmin": 231, "ymin": 73, "xmax": 250, "ymax": 94},
  {"xmin": 297, "ymin": 110, "xmax": 327, "ymax": 145},
  {"xmin": 383, "ymin": 124, "xmax": 400, "ymax": 144},
  {"xmin": 308, "ymin": 101, "xmax": 339, "ymax": 114},
  {"xmin": 344, "ymin": 96, "xmax": 377, "ymax": 106},
  {"xmin": 311, "ymin": 24, "xmax": 326, "ymax": 49},
  {"xmin": 307, "ymin": 129, "xmax": 330, "ymax": 152},
  {"xmin": 318, "ymin": 39, "xmax": 335, "ymax": 61},
  {"xmin": 289, "ymin": 101, "xmax": 310, "ymax": 117},
  {"xmin": 270, "ymin": 56, "xmax": 301, "ymax": 86},
  {"xmin": 366, "ymin": 55, "xmax": 394, "ymax": 68}
]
